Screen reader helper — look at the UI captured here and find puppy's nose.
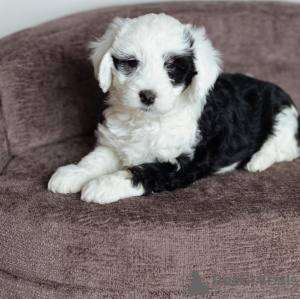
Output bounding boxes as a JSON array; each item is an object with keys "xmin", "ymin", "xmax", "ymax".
[{"xmin": 139, "ymin": 90, "xmax": 157, "ymax": 106}]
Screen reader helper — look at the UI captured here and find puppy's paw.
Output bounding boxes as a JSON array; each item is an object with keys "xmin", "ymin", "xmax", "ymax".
[
  {"xmin": 48, "ymin": 164, "xmax": 90, "ymax": 194},
  {"xmin": 245, "ymin": 150, "xmax": 276, "ymax": 173},
  {"xmin": 81, "ymin": 170, "xmax": 144, "ymax": 204}
]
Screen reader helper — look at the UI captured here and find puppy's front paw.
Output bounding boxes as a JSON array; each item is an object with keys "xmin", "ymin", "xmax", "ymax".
[
  {"xmin": 81, "ymin": 170, "xmax": 144, "ymax": 204},
  {"xmin": 48, "ymin": 164, "xmax": 90, "ymax": 194},
  {"xmin": 245, "ymin": 150, "xmax": 276, "ymax": 173}
]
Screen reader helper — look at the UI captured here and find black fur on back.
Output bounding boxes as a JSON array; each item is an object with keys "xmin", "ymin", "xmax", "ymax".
[{"xmin": 129, "ymin": 73, "xmax": 297, "ymax": 195}]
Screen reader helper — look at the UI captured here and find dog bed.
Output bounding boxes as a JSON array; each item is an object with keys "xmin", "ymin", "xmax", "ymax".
[{"xmin": 0, "ymin": 2, "xmax": 299, "ymax": 298}]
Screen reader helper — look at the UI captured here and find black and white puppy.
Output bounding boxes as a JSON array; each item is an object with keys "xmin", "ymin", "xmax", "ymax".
[{"xmin": 48, "ymin": 13, "xmax": 300, "ymax": 204}]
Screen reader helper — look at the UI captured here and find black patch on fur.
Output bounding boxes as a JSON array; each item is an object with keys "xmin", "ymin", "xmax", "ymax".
[
  {"xmin": 164, "ymin": 52, "xmax": 197, "ymax": 89},
  {"xmin": 129, "ymin": 73, "xmax": 297, "ymax": 195},
  {"xmin": 112, "ymin": 55, "xmax": 139, "ymax": 76}
]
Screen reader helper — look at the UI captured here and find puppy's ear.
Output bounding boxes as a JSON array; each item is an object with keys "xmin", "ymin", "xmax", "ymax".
[
  {"xmin": 187, "ymin": 25, "xmax": 222, "ymax": 103},
  {"xmin": 89, "ymin": 17, "xmax": 129, "ymax": 93}
]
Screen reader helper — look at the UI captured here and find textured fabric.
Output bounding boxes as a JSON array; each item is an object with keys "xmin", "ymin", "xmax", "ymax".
[
  {"xmin": 1, "ymin": 136, "xmax": 300, "ymax": 298},
  {"xmin": 0, "ymin": 112, "xmax": 9, "ymax": 172},
  {"xmin": 0, "ymin": 1, "xmax": 300, "ymax": 298},
  {"xmin": 0, "ymin": 21, "xmax": 104, "ymax": 156}
]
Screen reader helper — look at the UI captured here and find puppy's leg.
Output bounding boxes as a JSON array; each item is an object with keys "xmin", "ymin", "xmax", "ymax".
[
  {"xmin": 245, "ymin": 106, "xmax": 300, "ymax": 172},
  {"xmin": 128, "ymin": 158, "xmax": 197, "ymax": 196},
  {"xmin": 81, "ymin": 170, "xmax": 145, "ymax": 204},
  {"xmin": 48, "ymin": 146, "xmax": 120, "ymax": 193},
  {"xmin": 81, "ymin": 159, "xmax": 193, "ymax": 204},
  {"xmin": 80, "ymin": 153, "xmax": 219, "ymax": 204}
]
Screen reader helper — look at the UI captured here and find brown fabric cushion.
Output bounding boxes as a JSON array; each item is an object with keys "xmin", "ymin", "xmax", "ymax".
[
  {"xmin": 0, "ymin": 1, "xmax": 300, "ymax": 298},
  {"xmin": 1, "ymin": 136, "xmax": 300, "ymax": 298},
  {"xmin": 0, "ymin": 114, "xmax": 9, "ymax": 172}
]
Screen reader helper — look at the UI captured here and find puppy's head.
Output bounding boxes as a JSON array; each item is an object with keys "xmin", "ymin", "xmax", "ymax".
[{"xmin": 89, "ymin": 13, "xmax": 221, "ymax": 114}]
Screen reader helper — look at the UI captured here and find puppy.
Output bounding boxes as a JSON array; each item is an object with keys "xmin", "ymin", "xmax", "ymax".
[{"xmin": 48, "ymin": 13, "xmax": 300, "ymax": 204}]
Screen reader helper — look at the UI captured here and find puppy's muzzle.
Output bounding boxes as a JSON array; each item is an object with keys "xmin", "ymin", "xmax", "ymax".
[{"xmin": 139, "ymin": 90, "xmax": 157, "ymax": 106}]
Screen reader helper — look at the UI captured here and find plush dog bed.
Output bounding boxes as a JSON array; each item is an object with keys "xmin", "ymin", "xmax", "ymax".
[{"xmin": 0, "ymin": 2, "xmax": 299, "ymax": 298}]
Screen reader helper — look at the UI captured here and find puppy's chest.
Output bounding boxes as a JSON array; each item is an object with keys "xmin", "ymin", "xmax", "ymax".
[{"xmin": 98, "ymin": 112, "xmax": 199, "ymax": 166}]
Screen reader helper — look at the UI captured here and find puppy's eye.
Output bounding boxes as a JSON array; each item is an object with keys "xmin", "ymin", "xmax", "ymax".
[
  {"xmin": 165, "ymin": 63, "xmax": 177, "ymax": 71},
  {"xmin": 164, "ymin": 54, "xmax": 197, "ymax": 88},
  {"xmin": 126, "ymin": 59, "xmax": 139, "ymax": 68},
  {"xmin": 112, "ymin": 56, "xmax": 139, "ymax": 75},
  {"xmin": 118, "ymin": 59, "xmax": 139, "ymax": 68},
  {"xmin": 165, "ymin": 61, "xmax": 186, "ymax": 72}
]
